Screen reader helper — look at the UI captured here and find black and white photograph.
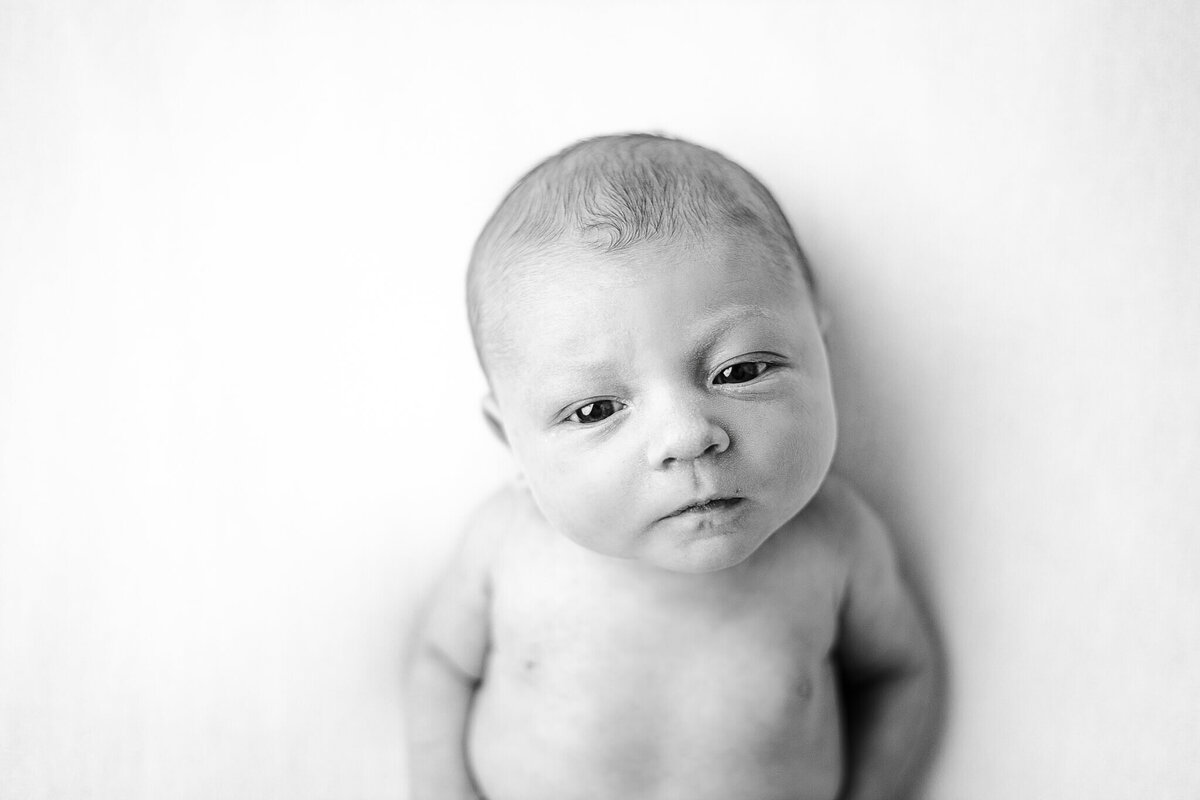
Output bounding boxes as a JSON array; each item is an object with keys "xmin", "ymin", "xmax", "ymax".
[{"xmin": 1, "ymin": 2, "xmax": 1197, "ymax": 798}]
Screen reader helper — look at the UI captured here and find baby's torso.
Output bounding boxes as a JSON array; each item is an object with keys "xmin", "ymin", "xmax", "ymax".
[{"xmin": 468, "ymin": 492, "xmax": 848, "ymax": 800}]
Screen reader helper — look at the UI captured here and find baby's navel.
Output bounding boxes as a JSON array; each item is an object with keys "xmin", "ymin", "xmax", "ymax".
[
  {"xmin": 508, "ymin": 656, "xmax": 540, "ymax": 686},
  {"xmin": 794, "ymin": 675, "xmax": 813, "ymax": 700}
]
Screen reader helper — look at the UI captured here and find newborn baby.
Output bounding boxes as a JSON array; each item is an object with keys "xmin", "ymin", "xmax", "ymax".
[{"xmin": 405, "ymin": 134, "xmax": 939, "ymax": 800}]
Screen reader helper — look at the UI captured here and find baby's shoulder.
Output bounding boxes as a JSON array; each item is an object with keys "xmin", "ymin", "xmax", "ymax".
[
  {"xmin": 454, "ymin": 481, "xmax": 539, "ymax": 569},
  {"xmin": 769, "ymin": 472, "xmax": 891, "ymax": 572}
]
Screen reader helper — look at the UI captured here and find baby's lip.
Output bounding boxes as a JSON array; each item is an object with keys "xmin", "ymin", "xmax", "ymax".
[{"xmin": 661, "ymin": 495, "xmax": 744, "ymax": 520}]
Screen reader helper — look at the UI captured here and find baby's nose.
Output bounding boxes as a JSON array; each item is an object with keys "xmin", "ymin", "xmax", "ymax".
[{"xmin": 645, "ymin": 396, "xmax": 730, "ymax": 467}]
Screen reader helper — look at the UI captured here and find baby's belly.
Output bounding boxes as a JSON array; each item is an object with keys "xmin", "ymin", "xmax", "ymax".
[{"xmin": 467, "ymin": 649, "xmax": 843, "ymax": 800}]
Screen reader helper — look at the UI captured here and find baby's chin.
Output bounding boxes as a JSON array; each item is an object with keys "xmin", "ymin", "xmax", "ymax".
[{"xmin": 634, "ymin": 524, "xmax": 777, "ymax": 574}]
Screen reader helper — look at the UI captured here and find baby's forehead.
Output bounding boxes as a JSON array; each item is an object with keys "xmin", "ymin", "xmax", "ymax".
[
  {"xmin": 487, "ymin": 230, "xmax": 806, "ymax": 357},
  {"xmin": 502, "ymin": 227, "xmax": 799, "ymax": 297}
]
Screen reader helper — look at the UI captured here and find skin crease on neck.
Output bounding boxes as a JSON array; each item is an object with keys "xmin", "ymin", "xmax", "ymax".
[{"xmin": 479, "ymin": 229, "xmax": 838, "ymax": 583}]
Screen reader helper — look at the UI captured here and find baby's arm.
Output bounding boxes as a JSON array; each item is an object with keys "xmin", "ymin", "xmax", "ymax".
[
  {"xmin": 404, "ymin": 491, "xmax": 508, "ymax": 800},
  {"xmin": 833, "ymin": 487, "xmax": 941, "ymax": 800}
]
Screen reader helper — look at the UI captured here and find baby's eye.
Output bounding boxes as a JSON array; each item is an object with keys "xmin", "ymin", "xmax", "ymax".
[
  {"xmin": 714, "ymin": 361, "xmax": 770, "ymax": 385},
  {"xmin": 569, "ymin": 400, "xmax": 623, "ymax": 424}
]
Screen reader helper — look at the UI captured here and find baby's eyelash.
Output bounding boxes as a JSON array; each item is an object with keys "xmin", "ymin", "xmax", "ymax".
[
  {"xmin": 713, "ymin": 361, "xmax": 771, "ymax": 385},
  {"xmin": 568, "ymin": 399, "xmax": 624, "ymax": 424}
]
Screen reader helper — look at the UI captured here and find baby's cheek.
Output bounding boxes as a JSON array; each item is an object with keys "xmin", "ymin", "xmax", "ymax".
[
  {"xmin": 574, "ymin": 456, "xmax": 641, "ymax": 533},
  {"xmin": 747, "ymin": 402, "xmax": 829, "ymax": 492},
  {"xmin": 527, "ymin": 445, "xmax": 636, "ymax": 550}
]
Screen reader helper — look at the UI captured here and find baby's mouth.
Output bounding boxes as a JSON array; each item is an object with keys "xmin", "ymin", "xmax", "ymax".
[{"xmin": 663, "ymin": 496, "xmax": 744, "ymax": 519}]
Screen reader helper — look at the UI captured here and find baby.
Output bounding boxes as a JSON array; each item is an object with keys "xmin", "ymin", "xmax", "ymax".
[{"xmin": 405, "ymin": 134, "xmax": 939, "ymax": 800}]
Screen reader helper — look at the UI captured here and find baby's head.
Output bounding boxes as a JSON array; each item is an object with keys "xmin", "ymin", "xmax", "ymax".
[{"xmin": 468, "ymin": 134, "xmax": 837, "ymax": 573}]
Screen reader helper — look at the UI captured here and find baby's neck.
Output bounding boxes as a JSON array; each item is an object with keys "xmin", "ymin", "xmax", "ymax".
[{"xmin": 546, "ymin": 526, "xmax": 761, "ymax": 597}]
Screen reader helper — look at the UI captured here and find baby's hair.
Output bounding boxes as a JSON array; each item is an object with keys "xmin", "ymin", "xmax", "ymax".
[{"xmin": 467, "ymin": 133, "xmax": 815, "ymax": 371}]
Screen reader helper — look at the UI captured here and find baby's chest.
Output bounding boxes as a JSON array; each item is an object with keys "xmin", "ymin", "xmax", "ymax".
[{"xmin": 487, "ymin": 563, "xmax": 840, "ymax": 717}]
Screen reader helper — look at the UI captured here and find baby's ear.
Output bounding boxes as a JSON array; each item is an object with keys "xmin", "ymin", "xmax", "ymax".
[{"xmin": 481, "ymin": 393, "xmax": 509, "ymax": 447}]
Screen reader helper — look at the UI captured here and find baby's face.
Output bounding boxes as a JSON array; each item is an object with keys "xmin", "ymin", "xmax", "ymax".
[{"xmin": 486, "ymin": 231, "xmax": 837, "ymax": 573}]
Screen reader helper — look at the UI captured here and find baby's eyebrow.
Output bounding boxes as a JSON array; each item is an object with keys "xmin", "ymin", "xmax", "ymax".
[
  {"xmin": 536, "ymin": 364, "xmax": 622, "ymax": 406},
  {"xmin": 691, "ymin": 305, "xmax": 781, "ymax": 356},
  {"xmin": 531, "ymin": 304, "xmax": 783, "ymax": 415}
]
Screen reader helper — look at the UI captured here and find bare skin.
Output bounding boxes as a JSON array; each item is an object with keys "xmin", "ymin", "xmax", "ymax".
[
  {"xmin": 407, "ymin": 474, "xmax": 937, "ymax": 800},
  {"xmin": 408, "ymin": 232, "xmax": 938, "ymax": 799}
]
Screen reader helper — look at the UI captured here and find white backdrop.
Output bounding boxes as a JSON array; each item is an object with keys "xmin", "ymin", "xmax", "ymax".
[{"xmin": 2, "ymin": 2, "xmax": 1198, "ymax": 798}]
